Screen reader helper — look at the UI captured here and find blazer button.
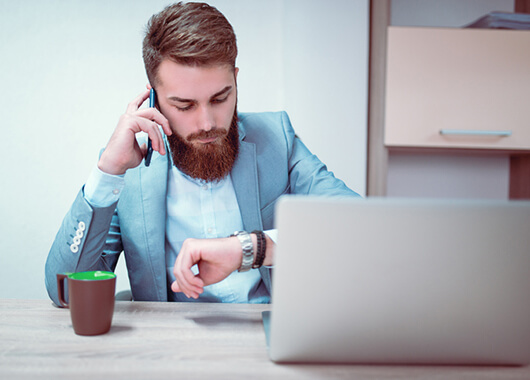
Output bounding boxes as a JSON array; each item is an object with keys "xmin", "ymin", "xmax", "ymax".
[
  {"xmin": 78, "ymin": 221, "xmax": 86, "ymax": 231},
  {"xmin": 70, "ymin": 243, "xmax": 79, "ymax": 253}
]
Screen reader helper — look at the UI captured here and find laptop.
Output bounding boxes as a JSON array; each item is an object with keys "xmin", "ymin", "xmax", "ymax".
[{"xmin": 264, "ymin": 196, "xmax": 530, "ymax": 365}]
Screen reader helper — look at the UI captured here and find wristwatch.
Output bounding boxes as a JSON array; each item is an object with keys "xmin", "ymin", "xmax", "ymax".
[{"xmin": 230, "ymin": 231, "xmax": 254, "ymax": 272}]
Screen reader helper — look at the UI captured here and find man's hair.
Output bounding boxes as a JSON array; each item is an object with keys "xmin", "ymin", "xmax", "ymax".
[{"xmin": 143, "ymin": 2, "xmax": 238, "ymax": 85}]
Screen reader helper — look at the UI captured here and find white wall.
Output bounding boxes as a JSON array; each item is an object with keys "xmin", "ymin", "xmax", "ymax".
[
  {"xmin": 386, "ymin": 0, "xmax": 515, "ymax": 200},
  {"xmin": 0, "ymin": 0, "xmax": 368, "ymax": 299}
]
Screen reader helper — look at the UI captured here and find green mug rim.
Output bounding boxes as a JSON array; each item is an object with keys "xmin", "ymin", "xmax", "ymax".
[{"xmin": 66, "ymin": 271, "xmax": 116, "ymax": 281}]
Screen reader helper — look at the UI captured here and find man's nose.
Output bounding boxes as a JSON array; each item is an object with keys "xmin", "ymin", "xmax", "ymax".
[{"xmin": 197, "ymin": 105, "xmax": 215, "ymax": 132}]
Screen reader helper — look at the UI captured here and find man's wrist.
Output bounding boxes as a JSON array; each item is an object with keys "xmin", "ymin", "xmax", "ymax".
[
  {"xmin": 229, "ymin": 230, "xmax": 273, "ymax": 271},
  {"xmin": 230, "ymin": 231, "xmax": 254, "ymax": 272},
  {"xmin": 97, "ymin": 156, "xmax": 127, "ymax": 176}
]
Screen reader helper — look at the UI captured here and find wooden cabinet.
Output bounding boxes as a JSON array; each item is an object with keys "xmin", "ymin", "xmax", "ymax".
[{"xmin": 384, "ymin": 26, "xmax": 530, "ymax": 151}]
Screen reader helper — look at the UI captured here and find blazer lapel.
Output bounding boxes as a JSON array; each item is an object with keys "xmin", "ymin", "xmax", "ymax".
[
  {"xmin": 231, "ymin": 134, "xmax": 273, "ymax": 293},
  {"xmin": 231, "ymin": 140, "xmax": 263, "ymax": 231}
]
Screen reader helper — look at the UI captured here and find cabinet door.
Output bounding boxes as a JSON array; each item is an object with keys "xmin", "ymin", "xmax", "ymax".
[{"xmin": 384, "ymin": 27, "xmax": 530, "ymax": 151}]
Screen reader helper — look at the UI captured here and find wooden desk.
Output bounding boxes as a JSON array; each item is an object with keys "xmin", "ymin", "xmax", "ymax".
[{"xmin": 1, "ymin": 299, "xmax": 529, "ymax": 380}]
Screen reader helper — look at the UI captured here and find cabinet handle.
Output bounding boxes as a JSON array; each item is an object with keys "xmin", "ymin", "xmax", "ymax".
[{"xmin": 439, "ymin": 129, "xmax": 512, "ymax": 137}]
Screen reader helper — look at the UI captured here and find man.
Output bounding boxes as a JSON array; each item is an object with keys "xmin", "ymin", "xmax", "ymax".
[{"xmin": 45, "ymin": 2, "xmax": 359, "ymax": 305}]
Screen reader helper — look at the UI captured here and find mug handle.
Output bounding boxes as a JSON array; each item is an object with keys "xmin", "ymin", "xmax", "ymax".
[{"xmin": 56, "ymin": 273, "xmax": 70, "ymax": 308}]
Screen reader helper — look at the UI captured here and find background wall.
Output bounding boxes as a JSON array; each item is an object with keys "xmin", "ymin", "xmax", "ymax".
[
  {"xmin": 0, "ymin": 0, "xmax": 368, "ymax": 299},
  {"xmin": 386, "ymin": 0, "xmax": 515, "ymax": 199}
]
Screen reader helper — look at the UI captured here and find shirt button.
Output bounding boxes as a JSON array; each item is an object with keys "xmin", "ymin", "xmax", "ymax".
[
  {"xmin": 207, "ymin": 227, "xmax": 213, "ymax": 234},
  {"xmin": 202, "ymin": 184, "xmax": 208, "ymax": 191}
]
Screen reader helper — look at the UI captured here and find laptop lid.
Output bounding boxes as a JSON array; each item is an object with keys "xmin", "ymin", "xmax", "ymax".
[{"xmin": 267, "ymin": 196, "xmax": 530, "ymax": 364}]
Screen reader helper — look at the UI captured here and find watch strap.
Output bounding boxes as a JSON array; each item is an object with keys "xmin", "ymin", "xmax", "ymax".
[{"xmin": 251, "ymin": 230, "xmax": 266, "ymax": 269}]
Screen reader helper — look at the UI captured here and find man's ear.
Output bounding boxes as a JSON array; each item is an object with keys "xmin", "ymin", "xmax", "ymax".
[{"xmin": 234, "ymin": 67, "xmax": 239, "ymax": 81}]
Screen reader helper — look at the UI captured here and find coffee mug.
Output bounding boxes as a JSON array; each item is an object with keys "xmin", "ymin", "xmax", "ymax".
[{"xmin": 57, "ymin": 271, "xmax": 116, "ymax": 336}]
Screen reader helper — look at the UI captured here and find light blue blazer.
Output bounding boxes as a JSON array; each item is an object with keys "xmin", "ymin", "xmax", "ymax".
[{"xmin": 45, "ymin": 111, "xmax": 359, "ymax": 305}]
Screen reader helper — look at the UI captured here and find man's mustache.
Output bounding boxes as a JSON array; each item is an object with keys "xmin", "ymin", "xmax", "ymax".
[{"xmin": 187, "ymin": 128, "xmax": 227, "ymax": 142}]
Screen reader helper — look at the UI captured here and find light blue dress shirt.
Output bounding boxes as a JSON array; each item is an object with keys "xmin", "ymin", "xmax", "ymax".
[
  {"xmin": 84, "ymin": 165, "xmax": 270, "ymax": 303},
  {"xmin": 165, "ymin": 166, "xmax": 269, "ymax": 303}
]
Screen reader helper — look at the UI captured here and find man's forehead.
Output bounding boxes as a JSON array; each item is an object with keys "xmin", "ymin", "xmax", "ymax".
[{"xmin": 157, "ymin": 60, "xmax": 236, "ymax": 98}]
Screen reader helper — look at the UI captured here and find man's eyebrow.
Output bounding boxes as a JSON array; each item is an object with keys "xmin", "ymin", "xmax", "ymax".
[
  {"xmin": 167, "ymin": 86, "xmax": 233, "ymax": 103},
  {"xmin": 210, "ymin": 86, "xmax": 233, "ymax": 99},
  {"xmin": 167, "ymin": 95, "xmax": 194, "ymax": 103}
]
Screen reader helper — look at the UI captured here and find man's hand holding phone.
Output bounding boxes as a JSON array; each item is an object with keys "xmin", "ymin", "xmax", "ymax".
[{"xmin": 98, "ymin": 89, "xmax": 172, "ymax": 175}]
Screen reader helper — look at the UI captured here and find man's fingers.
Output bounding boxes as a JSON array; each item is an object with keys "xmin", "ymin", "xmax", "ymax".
[
  {"xmin": 173, "ymin": 247, "xmax": 205, "ymax": 298},
  {"xmin": 125, "ymin": 115, "xmax": 165, "ymax": 155},
  {"xmin": 126, "ymin": 89, "xmax": 151, "ymax": 114},
  {"xmin": 124, "ymin": 92, "xmax": 173, "ymax": 158},
  {"xmin": 176, "ymin": 267, "xmax": 205, "ymax": 297},
  {"xmin": 144, "ymin": 120, "xmax": 166, "ymax": 155},
  {"xmin": 98, "ymin": 90, "xmax": 173, "ymax": 175},
  {"xmin": 171, "ymin": 280, "xmax": 203, "ymax": 299},
  {"xmin": 135, "ymin": 107, "xmax": 172, "ymax": 136},
  {"xmin": 173, "ymin": 277, "xmax": 204, "ymax": 299}
]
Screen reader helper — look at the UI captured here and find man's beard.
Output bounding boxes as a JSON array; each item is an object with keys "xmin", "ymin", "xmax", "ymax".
[{"xmin": 167, "ymin": 110, "xmax": 239, "ymax": 182}]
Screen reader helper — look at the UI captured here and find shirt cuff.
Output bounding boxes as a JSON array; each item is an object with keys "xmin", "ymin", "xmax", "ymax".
[
  {"xmin": 84, "ymin": 165, "xmax": 125, "ymax": 208},
  {"xmin": 263, "ymin": 229, "xmax": 277, "ymax": 269},
  {"xmin": 264, "ymin": 229, "xmax": 277, "ymax": 244}
]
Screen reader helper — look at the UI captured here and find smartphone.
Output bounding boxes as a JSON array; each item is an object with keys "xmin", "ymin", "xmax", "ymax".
[{"xmin": 144, "ymin": 88, "xmax": 156, "ymax": 166}]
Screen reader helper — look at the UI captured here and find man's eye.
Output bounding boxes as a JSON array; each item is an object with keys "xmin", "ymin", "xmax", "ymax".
[
  {"xmin": 211, "ymin": 96, "xmax": 228, "ymax": 104},
  {"xmin": 176, "ymin": 104, "xmax": 193, "ymax": 111}
]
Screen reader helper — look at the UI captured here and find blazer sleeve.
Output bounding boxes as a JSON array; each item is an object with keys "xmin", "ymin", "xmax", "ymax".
[
  {"xmin": 281, "ymin": 112, "xmax": 360, "ymax": 197},
  {"xmin": 44, "ymin": 187, "xmax": 123, "ymax": 306},
  {"xmin": 240, "ymin": 111, "xmax": 360, "ymax": 232}
]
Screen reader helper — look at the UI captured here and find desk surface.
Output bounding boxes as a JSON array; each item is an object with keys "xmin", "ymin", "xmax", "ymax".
[{"xmin": 1, "ymin": 299, "xmax": 529, "ymax": 380}]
